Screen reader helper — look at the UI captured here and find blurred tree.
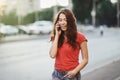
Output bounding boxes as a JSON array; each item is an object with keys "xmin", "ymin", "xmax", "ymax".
[
  {"xmin": 38, "ymin": 8, "xmax": 53, "ymax": 21},
  {"xmin": 0, "ymin": 0, "xmax": 118, "ymax": 27},
  {"xmin": 96, "ymin": 0, "xmax": 117, "ymax": 27},
  {"xmin": 23, "ymin": 12, "xmax": 35, "ymax": 24},
  {"xmin": 23, "ymin": 8, "xmax": 54, "ymax": 25},
  {"xmin": 23, "ymin": 6, "xmax": 64, "ymax": 25},
  {"xmin": 1, "ymin": 11, "xmax": 18, "ymax": 25},
  {"xmin": 72, "ymin": 0, "xmax": 92, "ymax": 24},
  {"xmin": 72, "ymin": 0, "xmax": 117, "ymax": 27}
]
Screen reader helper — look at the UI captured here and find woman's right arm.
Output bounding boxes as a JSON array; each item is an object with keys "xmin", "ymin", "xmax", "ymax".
[
  {"xmin": 49, "ymin": 25, "xmax": 61, "ymax": 58},
  {"xmin": 49, "ymin": 35, "xmax": 59, "ymax": 58}
]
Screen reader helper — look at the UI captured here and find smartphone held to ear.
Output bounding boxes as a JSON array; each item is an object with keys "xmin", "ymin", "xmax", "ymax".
[
  {"xmin": 57, "ymin": 27, "xmax": 61, "ymax": 31},
  {"xmin": 57, "ymin": 24, "xmax": 61, "ymax": 31}
]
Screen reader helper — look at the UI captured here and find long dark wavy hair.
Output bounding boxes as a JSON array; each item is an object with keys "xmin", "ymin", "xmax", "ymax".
[{"xmin": 51, "ymin": 9, "xmax": 78, "ymax": 49}]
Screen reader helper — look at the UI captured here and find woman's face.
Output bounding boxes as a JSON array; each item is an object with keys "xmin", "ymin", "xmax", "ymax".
[{"xmin": 58, "ymin": 13, "xmax": 67, "ymax": 31}]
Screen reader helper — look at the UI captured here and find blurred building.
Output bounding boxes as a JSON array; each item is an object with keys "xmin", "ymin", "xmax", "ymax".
[
  {"xmin": 1, "ymin": 0, "xmax": 73, "ymax": 16},
  {"xmin": 0, "ymin": 0, "xmax": 40, "ymax": 16}
]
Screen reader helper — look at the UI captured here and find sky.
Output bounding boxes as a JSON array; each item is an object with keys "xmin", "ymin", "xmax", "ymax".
[
  {"xmin": 40, "ymin": 0, "xmax": 69, "ymax": 8},
  {"xmin": 0, "ymin": 0, "xmax": 6, "ymax": 5}
]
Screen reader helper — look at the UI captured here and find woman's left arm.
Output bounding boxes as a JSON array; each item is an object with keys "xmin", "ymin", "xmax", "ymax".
[
  {"xmin": 64, "ymin": 41, "xmax": 88, "ymax": 78},
  {"xmin": 73, "ymin": 41, "xmax": 88, "ymax": 73}
]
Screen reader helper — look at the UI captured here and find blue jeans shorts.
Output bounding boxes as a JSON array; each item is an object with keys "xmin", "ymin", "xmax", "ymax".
[{"xmin": 52, "ymin": 69, "xmax": 81, "ymax": 80}]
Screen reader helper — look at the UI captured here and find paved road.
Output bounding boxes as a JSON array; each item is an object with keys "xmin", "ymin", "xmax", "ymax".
[
  {"xmin": 0, "ymin": 28, "xmax": 120, "ymax": 80},
  {"xmin": 81, "ymin": 28, "xmax": 120, "ymax": 80},
  {"xmin": 82, "ymin": 59, "xmax": 120, "ymax": 80}
]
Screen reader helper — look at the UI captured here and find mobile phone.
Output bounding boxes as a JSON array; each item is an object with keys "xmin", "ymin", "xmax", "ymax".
[{"xmin": 57, "ymin": 24, "xmax": 61, "ymax": 31}]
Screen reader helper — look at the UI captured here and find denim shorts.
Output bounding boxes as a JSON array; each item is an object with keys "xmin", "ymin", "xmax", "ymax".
[{"xmin": 52, "ymin": 69, "xmax": 81, "ymax": 80}]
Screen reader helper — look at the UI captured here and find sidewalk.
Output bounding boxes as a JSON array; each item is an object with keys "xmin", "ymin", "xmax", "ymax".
[{"xmin": 82, "ymin": 59, "xmax": 120, "ymax": 80}]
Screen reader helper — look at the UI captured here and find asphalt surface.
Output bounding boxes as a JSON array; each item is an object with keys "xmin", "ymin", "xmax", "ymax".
[{"xmin": 82, "ymin": 59, "xmax": 120, "ymax": 80}]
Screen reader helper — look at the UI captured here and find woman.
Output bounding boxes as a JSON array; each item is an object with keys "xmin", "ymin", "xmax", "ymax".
[{"xmin": 49, "ymin": 9, "xmax": 88, "ymax": 80}]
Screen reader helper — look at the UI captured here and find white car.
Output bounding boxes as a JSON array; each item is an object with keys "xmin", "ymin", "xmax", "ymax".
[
  {"xmin": 0, "ymin": 25, "xmax": 19, "ymax": 35},
  {"xmin": 28, "ymin": 21, "xmax": 53, "ymax": 35},
  {"xmin": 18, "ymin": 25, "xmax": 30, "ymax": 34}
]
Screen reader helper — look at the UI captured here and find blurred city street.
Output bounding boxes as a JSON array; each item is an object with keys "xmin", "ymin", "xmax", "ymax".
[
  {"xmin": 0, "ymin": 0, "xmax": 120, "ymax": 80},
  {"xmin": 0, "ymin": 27, "xmax": 120, "ymax": 80}
]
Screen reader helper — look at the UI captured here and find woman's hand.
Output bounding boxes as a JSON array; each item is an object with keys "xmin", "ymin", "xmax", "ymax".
[
  {"xmin": 55, "ymin": 23, "xmax": 61, "ymax": 37},
  {"xmin": 49, "ymin": 23, "xmax": 61, "ymax": 58},
  {"xmin": 64, "ymin": 70, "xmax": 77, "ymax": 78}
]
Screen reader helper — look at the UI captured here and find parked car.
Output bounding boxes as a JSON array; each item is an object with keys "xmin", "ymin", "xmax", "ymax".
[
  {"xmin": 0, "ymin": 25, "xmax": 19, "ymax": 35},
  {"xmin": 18, "ymin": 25, "xmax": 30, "ymax": 34},
  {"xmin": 27, "ymin": 21, "xmax": 53, "ymax": 35}
]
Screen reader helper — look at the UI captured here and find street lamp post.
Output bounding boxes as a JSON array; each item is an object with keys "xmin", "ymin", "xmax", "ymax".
[
  {"xmin": 117, "ymin": 0, "xmax": 119, "ymax": 27},
  {"xmin": 91, "ymin": 0, "xmax": 96, "ymax": 27}
]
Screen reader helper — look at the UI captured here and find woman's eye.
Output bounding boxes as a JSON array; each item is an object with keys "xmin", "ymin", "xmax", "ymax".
[{"xmin": 59, "ymin": 19, "xmax": 67, "ymax": 22}]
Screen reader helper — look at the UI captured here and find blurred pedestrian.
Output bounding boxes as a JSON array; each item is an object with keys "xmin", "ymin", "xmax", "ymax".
[
  {"xmin": 49, "ymin": 9, "xmax": 88, "ymax": 80},
  {"xmin": 100, "ymin": 26, "xmax": 104, "ymax": 36}
]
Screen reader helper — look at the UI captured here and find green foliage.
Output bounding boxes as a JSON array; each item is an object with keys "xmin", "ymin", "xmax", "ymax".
[
  {"xmin": 23, "ymin": 12, "xmax": 35, "ymax": 24},
  {"xmin": 22, "ymin": 8, "xmax": 54, "ymax": 25},
  {"xmin": 0, "ymin": 6, "xmax": 66, "ymax": 26},
  {"xmin": 72, "ymin": 0, "xmax": 92, "ymax": 23},
  {"xmin": 96, "ymin": 0, "xmax": 117, "ymax": 26},
  {"xmin": 39, "ymin": 8, "xmax": 53, "ymax": 21},
  {"xmin": 0, "ymin": 1, "xmax": 119, "ymax": 27},
  {"xmin": 23, "ymin": 6, "xmax": 64, "ymax": 24},
  {"xmin": 72, "ymin": 0, "xmax": 118, "ymax": 26},
  {"xmin": 1, "ymin": 11, "xmax": 18, "ymax": 25}
]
